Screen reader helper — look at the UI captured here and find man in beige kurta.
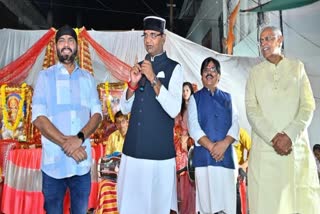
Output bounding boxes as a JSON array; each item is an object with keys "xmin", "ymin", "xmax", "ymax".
[{"xmin": 245, "ymin": 26, "xmax": 320, "ymax": 214}]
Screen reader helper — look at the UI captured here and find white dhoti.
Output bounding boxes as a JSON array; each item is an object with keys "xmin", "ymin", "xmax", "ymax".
[
  {"xmin": 117, "ymin": 154, "xmax": 178, "ymax": 214},
  {"xmin": 195, "ymin": 166, "xmax": 237, "ymax": 214}
]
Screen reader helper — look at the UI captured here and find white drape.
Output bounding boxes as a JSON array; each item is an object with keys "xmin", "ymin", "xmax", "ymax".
[{"xmin": 0, "ymin": 28, "xmax": 286, "ymax": 136}]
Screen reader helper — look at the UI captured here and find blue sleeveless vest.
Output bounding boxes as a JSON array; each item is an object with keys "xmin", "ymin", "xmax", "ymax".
[
  {"xmin": 123, "ymin": 52, "xmax": 179, "ymax": 160},
  {"xmin": 193, "ymin": 88, "xmax": 235, "ymax": 169}
]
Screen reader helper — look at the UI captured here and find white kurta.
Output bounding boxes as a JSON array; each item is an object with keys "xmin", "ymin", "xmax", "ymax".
[
  {"xmin": 188, "ymin": 93, "xmax": 239, "ymax": 214},
  {"xmin": 245, "ymin": 57, "xmax": 320, "ymax": 214},
  {"xmin": 117, "ymin": 154, "xmax": 178, "ymax": 214}
]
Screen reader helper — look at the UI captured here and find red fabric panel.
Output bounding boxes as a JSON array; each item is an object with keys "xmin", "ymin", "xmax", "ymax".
[
  {"xmin": 0, "ymin": 29, "xmax": 55, "ymax": 84},
  {"xmin": 79, "ymin": 29, "xmax": 131, "ymax": 81},
  {"xmin": 88, "ymin": 145, "xmax": 99, "ymax": 209},
  {"xmin": 0, "ymin": 140, "xmax": 17, "ymax": 177},
  {"xmin": 177, "ymin": 174, "xmax": 196, "ymax": 214},
  {"xmin": 1, "ymin": 185, "xmax": 72, "ymax": 214},
  {"xmin": 88, "ymin": 181, "xmax": 99, "ymax": 209},
  {"xmin": 0, "ymin": 177, "xmax": 3, "ymax": 211},
  {"xmin": 8, "ymin": 148, "xmax": 42, "ymax": 169},
  {"xmin": 1, "ymin": 147, "xmax": 100, "ymax": 214},
  {"xmin": 1, "ymin": 184, "xmax": 45, "ymax": 214},
  {"xmin": 63, "ymin": 190, "xmax": 70, "ymax": 214},
  {"xmin": 239, "ymin": 179, "xmax": 247, "ymax": 214},
  {"xmin": 92, "ymin": 143, "xmax": 104, "ymax": 161},
  {"xmin": 1, "ymin": 148, "xmax": 44, "ymax": 214}
]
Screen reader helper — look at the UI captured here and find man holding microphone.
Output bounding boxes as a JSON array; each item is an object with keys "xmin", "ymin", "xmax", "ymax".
[{"xmin": 117, "ymin": 16, "xmax": 183, "ymax": 214}]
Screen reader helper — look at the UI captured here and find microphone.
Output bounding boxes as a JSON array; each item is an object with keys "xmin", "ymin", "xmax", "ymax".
[
  {"xmin": 139, "ymin": 54, "xmax": 151, "ymax": 92},
  {"xmin": 139, "ymin": 76, "xmax": 147, "ymax": 92}
]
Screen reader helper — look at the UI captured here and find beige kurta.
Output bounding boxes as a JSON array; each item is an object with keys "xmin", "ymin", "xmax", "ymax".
[{"xmin": 245, "ymin": 57, "xmax": 320, "ymax": 214}]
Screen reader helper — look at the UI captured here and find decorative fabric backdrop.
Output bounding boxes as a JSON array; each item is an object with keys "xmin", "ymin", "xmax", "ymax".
[{"xmin": 0, "ymin": 27, "xmax": 318, "ymax": 145}]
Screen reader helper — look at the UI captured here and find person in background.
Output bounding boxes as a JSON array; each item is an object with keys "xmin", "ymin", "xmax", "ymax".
[
  {"xmin": 245, "ymin": 26, "xmax": 320, "ymax": 214},
  {"xmin": 103, "ymin": 111, "xmax": 129, "ymax": 156},
  {"xmin": 95, "ymin": 111, "xmax": 129, "ymax": 214},
  {"xmin": 32, "ymin": 25, "xmax": 102, "ymax": 214},
  {"xmin": 313, "ymin": 144, "xmax": 320, "ymax": 180},
  {"xmin": 117, "ymin": 16, "xmax": 183, "ymax": 214},
  {"xmin": 233, "ymin": 128, "xmax": 251, "ymax": 214},
  {"xmin": 188, "ymin": 57, "xmax": 239, "ymax": 214},
  {"xmin": 234, "ymin": 128, "xmax": 251, "ymax": 175},
  {"xmin": 174, "ymin": 81, "xmax": 196, "ymax": 214}
]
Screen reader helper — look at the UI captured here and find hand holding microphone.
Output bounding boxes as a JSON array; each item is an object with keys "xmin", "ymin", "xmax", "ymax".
[
  {"xmin": 129, "ymin": 63, "xmax": 142, "ymax": 84},
  {"xmin": 141, "ymin": 54, "xmax": 154, "ymax": 79},
  {"xmin": 139, "ymin": 55, "xmax": 155, "ymax": 91},
  {"xmin": 127, "ymin": 63, "xmax": 142, "ymax": 92}
]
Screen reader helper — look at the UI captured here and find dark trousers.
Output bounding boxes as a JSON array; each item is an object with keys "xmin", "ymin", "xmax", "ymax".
[{"xmin": 42, "ymin": 171, "xmax": 91, "ymax": 214}]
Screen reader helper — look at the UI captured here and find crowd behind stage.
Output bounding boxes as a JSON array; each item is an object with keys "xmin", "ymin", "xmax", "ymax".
[{"xmin": 1, "ymin": 16, "xmax": 320, "ymax": 214}]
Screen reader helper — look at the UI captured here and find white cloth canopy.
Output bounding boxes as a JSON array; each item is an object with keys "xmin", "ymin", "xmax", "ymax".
[{"xmin": 1, "ymin": 28, "xmax": 318, "ymax": 146}]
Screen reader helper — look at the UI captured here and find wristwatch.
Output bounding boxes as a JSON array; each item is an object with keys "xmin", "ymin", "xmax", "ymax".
[
  {"xmin": 77, "ymin": 131, "xmax": 85, "ymax": 143},
  {"xmin": 151, "ymin": 76, "xmax": 158, "ymax": 87}
]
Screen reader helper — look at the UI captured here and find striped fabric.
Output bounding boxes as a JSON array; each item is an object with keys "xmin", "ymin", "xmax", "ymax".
[
  {"xmin": 1, "ymin": 146, "xmax": 102, "ymax": 214},
  {"xmin": 95, "ymin": 180, "xmax": 118, "ymax": 214}
]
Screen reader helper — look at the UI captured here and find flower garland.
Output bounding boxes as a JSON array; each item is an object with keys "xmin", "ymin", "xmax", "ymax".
[
  {"xmin": 104, "ymin": 82, "xmax": 115, "ymax": 122},
  {"xmin": 1, "ymin": 83, "xmax": 27, "ymax": 131}
]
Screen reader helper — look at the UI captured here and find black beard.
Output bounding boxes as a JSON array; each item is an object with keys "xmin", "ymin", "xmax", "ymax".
[{"xmin": 57, "ymin": 48, "xmax": 77, "ymax": 63}]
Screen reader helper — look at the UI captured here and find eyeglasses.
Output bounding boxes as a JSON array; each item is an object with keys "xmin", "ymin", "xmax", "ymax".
[
  {"xmin": 203, "ymin": 66, "xmax": 218, "ymax": 74},
  {"xmin": 259, "ymin": 35, "xmax": 277, "ymax": 44},
  {"xmin": 141, "ymin": 33, "xmax": 162, "ymax": 39}
]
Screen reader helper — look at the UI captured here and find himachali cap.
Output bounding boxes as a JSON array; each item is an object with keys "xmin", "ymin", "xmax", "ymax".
[
  {"xmin": 143, "ymin": 16, "xmax": 166, "ymax": 33},
  {"xmin": 55, "ymin": 25, "xmax": 77, "ymax": 43}
]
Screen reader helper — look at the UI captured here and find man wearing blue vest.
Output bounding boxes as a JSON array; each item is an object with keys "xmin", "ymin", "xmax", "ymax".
[
  {"xmin": 117, "ymin": 16, "xmax": 183, "ymax": 214},
  {"xmin": 188, "ymin": 57, "xmax": 239, "ymax": 214}
]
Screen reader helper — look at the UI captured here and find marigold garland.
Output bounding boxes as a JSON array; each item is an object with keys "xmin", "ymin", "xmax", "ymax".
[
  {"xmin": 104, "ymin": 82, "xmax": 115, "ymax": 122},
  {"xmin": 1, "ymin": 83, "xmax": 27, "ymax": 132}
]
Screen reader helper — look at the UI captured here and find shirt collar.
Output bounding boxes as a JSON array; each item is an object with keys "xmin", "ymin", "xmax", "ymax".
[
  {"xmin": 57, "ymin": 62, "xmax": 79, "ymax": 74},
  {"xmin": 149, "ymin": 51, "xmax": 167, "ymax": 62}
]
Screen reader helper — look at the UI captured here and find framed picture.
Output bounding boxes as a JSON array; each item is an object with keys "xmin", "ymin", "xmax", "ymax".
[
  {"xmin": 92, "ymin": 82, "xmax": 126, "ymax": 143},
  {"xmin": 0, "ymin": 84, "xmax": 33, "ymax": 142}
]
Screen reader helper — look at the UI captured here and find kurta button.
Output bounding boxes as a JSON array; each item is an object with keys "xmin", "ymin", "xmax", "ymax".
[
  {"xmin": 141, "ymin": 98, "xmax": 144, "ymax": 102},
  {"xmin": 138, "ymin": 122, "xmax": 141, "ymax": 126},
  {"xmin": 139, "ymin": 109, "xmax": 142, "ymax": 113}
]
